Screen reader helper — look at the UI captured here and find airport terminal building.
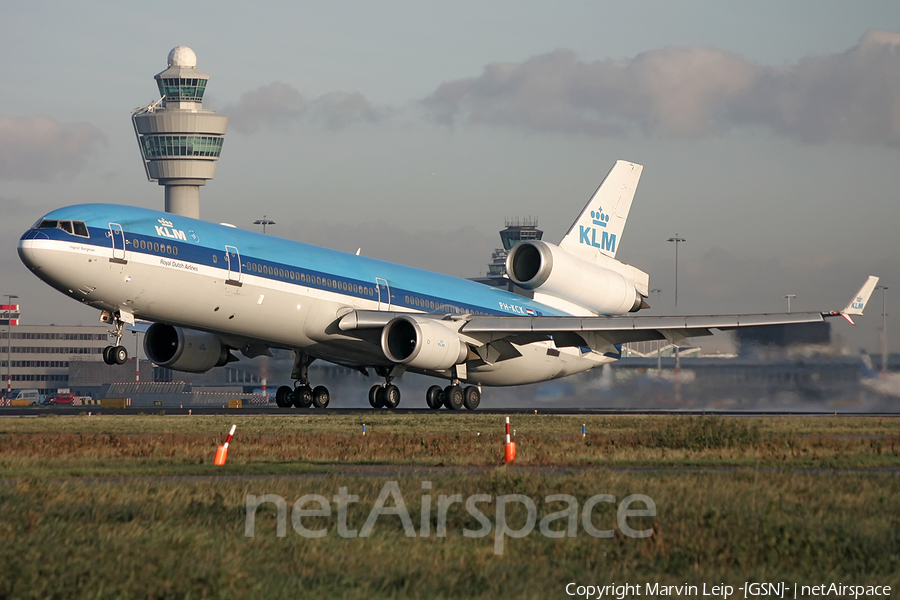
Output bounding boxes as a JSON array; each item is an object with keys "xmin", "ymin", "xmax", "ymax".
[
  {"xmin": 1, "ymin": 325, "xmax": 109, "ymax": 395},
  {"xmin": 1, "ymin": 323, "xmax": 267, "ymax": 400}
]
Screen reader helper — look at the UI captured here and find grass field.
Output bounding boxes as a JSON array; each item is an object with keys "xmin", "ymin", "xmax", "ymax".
[{"xmin": 2, "ymin": 413, "xmax": 899, "ymax": 599}]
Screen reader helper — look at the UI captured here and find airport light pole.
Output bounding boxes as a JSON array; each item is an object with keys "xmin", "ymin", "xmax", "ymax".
[
  {"xmin": 877, "ymin": 285, "xmax": 889, "ymax": 375},
  {"xmin": 132, "ymin": 330, "xmax": 141, "ymax": 383},
  {"xmin": 649, "ymin": 289, "xmax": 663, "ymax": 374},
  {"xmin": 784, "ymin": 294, "xmax": 796, "ymax": 313},
  {"xmin": 253, "ymin": 216, "xmax": 276, "ymax": 234},
  {"xmin": 4, "ymin": 294, "xmax": 17, "ymax": 396},
  {"xmin": 666, "ymin": 235, "xmax": 685, "ymax": 306}
]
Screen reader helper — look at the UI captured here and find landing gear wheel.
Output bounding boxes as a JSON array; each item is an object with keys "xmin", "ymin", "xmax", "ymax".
[
  {"xmin": 312, "ymin": 386, "xmax": 330, "ymax": 409},
  {"xmin": 463, "ymin": 386, "xmax": 481, "ymax": 410},
  {"xmin": 102, "ymin": 346, "xmax": 114, "ymax": 365},
  {"xmin": 426, "ymin": 385, "xmax": 443, "ymax": 410},
  {"xmin": 275, "ymin": 385, "xmax": 293, "ymax": 408},
  {"xmin": 369, "ymin": 385, "xmax": 383, "ymax": 409},
  {"xmin": 292, "ymin": 385, "xmax": 313, "ymax": 408},
  {"xmin": 380, "ymin": 384, "xmax": 400, "ymax": 409},
  {"xmin": 112, "ymin": 345, "xmax": 128, "ymax": 365},
  {"xmin": 444, "ymin": 386, "xmax": 463, "ymax": 410}
]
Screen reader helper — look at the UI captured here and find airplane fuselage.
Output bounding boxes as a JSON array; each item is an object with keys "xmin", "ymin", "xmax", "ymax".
[{"xmin": 18, "ymin": 204, "xmax": 615, "ymax": 387}]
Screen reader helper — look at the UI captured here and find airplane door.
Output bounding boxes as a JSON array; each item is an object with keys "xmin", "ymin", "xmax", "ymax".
[
  {"xmin": 108, "ymin": 223, "xmax": 126, "ymax": 263},
  {"xmin": 376, "ymin": 277, "xmax": 391, "ymax": 310},
  {"xmin": 225, "ymin": 245, "xmax": 242, "ymax": 286}
]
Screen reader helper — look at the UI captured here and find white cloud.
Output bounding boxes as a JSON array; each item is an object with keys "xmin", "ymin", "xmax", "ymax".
[
  {"xmin": 224, "ymin": 82, "xmax": 387, "ymax": 134},
  {"xmin": 0, "ymin": 116, "xmax": 105, "ymax": 181},
  {"xmin": 423, "ymin": 30, "xmax": 900, "ymax": 146}
]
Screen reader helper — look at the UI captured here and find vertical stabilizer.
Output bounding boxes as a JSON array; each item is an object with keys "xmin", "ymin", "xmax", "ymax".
[{"xmin": 559, "ymin": 160, "xmax": 643, "ymax": 261}]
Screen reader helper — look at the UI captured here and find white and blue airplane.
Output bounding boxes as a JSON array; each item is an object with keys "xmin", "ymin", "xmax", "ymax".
[{"xmin": 17, "ymin": 161, "xmax": 879, "ymax": 410}]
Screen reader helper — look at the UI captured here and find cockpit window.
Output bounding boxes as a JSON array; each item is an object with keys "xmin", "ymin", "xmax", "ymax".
[
  {"xmin": 37, "ymin": 219, "xmax": 90, "ymax": 238},
  {"xmin": 72, "ymin": 221, "xmax": 89, "ymax": 237}
]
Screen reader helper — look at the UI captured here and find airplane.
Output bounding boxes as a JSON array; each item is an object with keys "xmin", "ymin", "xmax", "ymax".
[{"xmin": 17, "ymin": 160, "xmax": 879, "ymax": 410}]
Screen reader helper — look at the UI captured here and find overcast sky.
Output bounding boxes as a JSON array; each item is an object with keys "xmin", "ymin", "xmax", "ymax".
[{"xmin": 1, "ymin": 1, "xmax": 899, "ymax": 354}]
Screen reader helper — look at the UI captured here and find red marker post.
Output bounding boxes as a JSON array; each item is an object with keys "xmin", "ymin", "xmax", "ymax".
[
  {"xmin": 214, "ymin": 424, "xmax": 236, "ymax": 466},
  {"xmin": 504, "ymin": 417, "xmax": 516, "ymax": 464}
]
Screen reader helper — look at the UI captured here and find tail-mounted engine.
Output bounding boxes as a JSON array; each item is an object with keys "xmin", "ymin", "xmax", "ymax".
[
  {"xmin": 381, "ymin": 316, "xmax": 468, "ymax": 371},
  {"xmin": 144, "ymin": 323, "xmax": 231, "ymax": 374},
  {"xmin": 506, "ymin": 240, "xmax": 648, "ymax": 315}
]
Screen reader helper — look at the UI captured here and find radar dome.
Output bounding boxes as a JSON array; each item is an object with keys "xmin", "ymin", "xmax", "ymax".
[{"xmin": 167, "ymin": 46, "xmax": 198, "ymax": 68}]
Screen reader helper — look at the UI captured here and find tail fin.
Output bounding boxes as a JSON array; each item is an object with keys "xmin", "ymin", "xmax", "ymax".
[{"xmin": 559, "ymin": 160, "xmax": 643, "ymax": 261}]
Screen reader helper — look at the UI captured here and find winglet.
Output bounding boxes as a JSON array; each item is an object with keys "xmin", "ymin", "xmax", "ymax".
[{"xmin": 840, "ymin": 275, "xmax": 880, "ymax": 324}]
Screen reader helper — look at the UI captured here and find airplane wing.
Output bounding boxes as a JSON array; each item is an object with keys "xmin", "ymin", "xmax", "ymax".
[
  {"xmin": 459, "ymin": 311, "xmax": 827, "ymax": 351},
  {"xmin": 339, "ymin": 276, "xmax": 879, "ymax": 355}
]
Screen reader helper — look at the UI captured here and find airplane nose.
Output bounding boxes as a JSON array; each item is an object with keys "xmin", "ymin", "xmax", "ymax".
[{"xmin": 18, "ymin": 230, "xmax": 48, "ymax": 270}]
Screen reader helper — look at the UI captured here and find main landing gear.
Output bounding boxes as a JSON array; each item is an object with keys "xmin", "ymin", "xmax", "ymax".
[
  {"xmin": 367, "ymin": 364, "xmax": 481, "ymax": 410},
  {"xmin": 101, "ymin": 311, "xmax": 128, "ymax": 366},
  {"xmin": 368, "ymin": 367, "xmax": 401, "ymax": 409},
  {"xmin": 425, "ymin": 381, "xmax": 481, "ymax": 411},
  {"xmin": 275, "ymin": 352, "xmax": 330, "ymax": 409}
]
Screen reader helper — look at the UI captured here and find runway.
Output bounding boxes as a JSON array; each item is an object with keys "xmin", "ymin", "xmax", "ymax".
[{"xmin": 2, "ymin": 406, "xmax": 899, "ymax": 417}]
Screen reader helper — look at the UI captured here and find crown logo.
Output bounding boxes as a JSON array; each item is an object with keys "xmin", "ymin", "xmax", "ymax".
[
  {"xmin": 590, "ymin": 208, "xmax": 610, "ymax": 228},
  {"xmin": 158, "ymin": 217, "xmax": 174, "ymax": 227}
]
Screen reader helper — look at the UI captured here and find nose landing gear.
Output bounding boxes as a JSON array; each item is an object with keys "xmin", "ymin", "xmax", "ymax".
[{"xmin": 101, "ymin": 310, "xmax": 128, "ymax": 366}]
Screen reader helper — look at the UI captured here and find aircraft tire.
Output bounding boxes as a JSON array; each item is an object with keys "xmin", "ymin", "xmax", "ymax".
[
  {"xmin": 463, "ymin": 386, "xmax": 481, "ymax": 410},
  {"xmin": 275, "ymin": 386, "xmax": 293, "ymax": 408},
  {"xmin": 113, "ymin": 345, "xmax": 128, "ymax": 365},
  {"xmin": 102, "ymin": 346, "xmax": 114, "ymax": 365},
  {"xmin": 312, "ymin": 386, "xmax": 330, "ymax": 409},
  {"xmin": 444, "ymin": 386, "xmax": 463, "ymax": 410},
  {"xmin": 369, "ymin": 385, "xmax": 383, "ymax": 408},
  {"xmin": 425, "ymin": 385, "xmax": 443, "ymax": 410},
  {"xmin": 381, "ymin": 384, "xmax": 400, "ymax": 409},
  {"xmin": 292, "ymin": 385, "xmax": 313, "ymax": 408}
]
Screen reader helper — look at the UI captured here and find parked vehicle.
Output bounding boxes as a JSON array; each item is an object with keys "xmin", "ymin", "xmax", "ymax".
[
  {"xmin": 47, "ymin": 392, "xmax": 76, "ymax": 405},
  {"xmin": 10, "ymin": 389, "xmax": 42, "ymax": 406}
]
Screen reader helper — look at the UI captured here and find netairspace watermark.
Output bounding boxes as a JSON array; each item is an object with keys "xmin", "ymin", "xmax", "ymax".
[
  {"xmin": 244, "ymin": 480, "xmax": 656, "ymax": 555},
  {"xmin": 564, "ymin": 582, "xmax": 892, "ymax": 599}
]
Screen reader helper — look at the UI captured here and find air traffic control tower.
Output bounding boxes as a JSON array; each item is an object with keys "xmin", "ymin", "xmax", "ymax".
[{"xmin": 132, "ymin": 47, "xmax": 228, "ymax": 218}]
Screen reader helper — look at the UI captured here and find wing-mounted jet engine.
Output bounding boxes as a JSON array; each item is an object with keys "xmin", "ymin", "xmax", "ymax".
[
  {"xmin": 381, "ymin": 315, "xmax": 469, "ymax": 370},
  {"xmin": 144, "ymin": 323, "xmax": 233, "ymax": 374}
]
